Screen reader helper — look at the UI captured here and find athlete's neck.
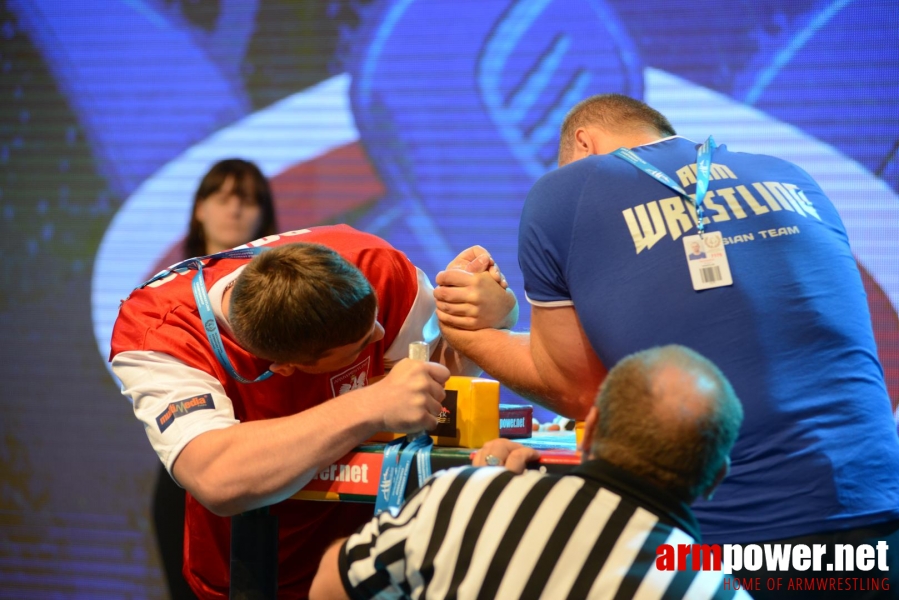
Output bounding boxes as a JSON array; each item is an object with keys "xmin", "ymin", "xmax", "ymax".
[{"xmin": 563, "ymin": 126, "xmax": 662, "ymax": 166}]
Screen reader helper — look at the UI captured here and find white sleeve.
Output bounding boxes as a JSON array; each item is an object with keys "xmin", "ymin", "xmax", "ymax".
[
  {"xmin": 112, "ymin": 350, "xmax": 240, "ymax": 478},
  {"xmin": 383, "ymin": 267, "xmax": 441, "ymax": 369}
]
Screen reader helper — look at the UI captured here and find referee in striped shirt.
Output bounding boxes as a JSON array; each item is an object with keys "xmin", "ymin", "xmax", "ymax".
[{"xmin": 311, "ymin": 345, "xmax": 749, "ymax": 599}]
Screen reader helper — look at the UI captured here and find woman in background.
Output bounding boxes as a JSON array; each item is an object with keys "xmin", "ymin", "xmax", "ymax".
[
  {"xmin": 154, "ymin": 158, "xmax": 277, "ymax": 599},
  {"xmin": 183, "ymin": 158, "xmax": 278, "ymax": 258}
]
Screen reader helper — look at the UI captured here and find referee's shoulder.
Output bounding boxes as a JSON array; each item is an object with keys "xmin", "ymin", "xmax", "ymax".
[{"xmin": 429, "ymin": 465, "xmax": 563, "ymax": 493}]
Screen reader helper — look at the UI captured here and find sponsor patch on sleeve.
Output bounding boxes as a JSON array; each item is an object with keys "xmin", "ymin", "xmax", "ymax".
[{"xmin": 156, "ymin": 393, "xmax": 216, "ymax": 433}]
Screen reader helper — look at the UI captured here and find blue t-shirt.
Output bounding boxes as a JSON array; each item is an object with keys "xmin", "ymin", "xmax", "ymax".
[{"xmin": 519, "ymin": 136, "xmax": 899, "ymax": 543}]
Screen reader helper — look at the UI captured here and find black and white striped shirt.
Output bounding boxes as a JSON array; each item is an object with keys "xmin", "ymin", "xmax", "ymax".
[{"xmin": 339, "ymin": 460, "xmax": 751, "ymax": 599}]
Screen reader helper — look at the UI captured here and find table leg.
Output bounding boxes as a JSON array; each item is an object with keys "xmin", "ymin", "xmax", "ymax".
[{"xmin": 229, "ymin": 507, "xmax": 278, "ymax": 600}]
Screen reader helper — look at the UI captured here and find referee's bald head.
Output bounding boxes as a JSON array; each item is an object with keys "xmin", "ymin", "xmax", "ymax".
[{"xmin": 588, "ymin": 345, "xmax": 744, "ymax": 502}]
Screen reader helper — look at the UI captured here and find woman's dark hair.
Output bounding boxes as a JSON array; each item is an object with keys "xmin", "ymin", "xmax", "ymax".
[{"xmin": 184, "ymin": 159, "xmax": 278, "ymax": 258}]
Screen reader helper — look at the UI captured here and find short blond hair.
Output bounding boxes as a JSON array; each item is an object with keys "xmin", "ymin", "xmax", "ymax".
[{"xmin": 558, "ymin": 94, "xmax": 676, "ymax": 165}]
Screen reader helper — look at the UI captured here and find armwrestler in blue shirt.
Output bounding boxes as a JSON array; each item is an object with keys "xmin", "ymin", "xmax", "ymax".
[{"xmin": 434, "ymin": 94, "xmax": 899, "ymax": 595}]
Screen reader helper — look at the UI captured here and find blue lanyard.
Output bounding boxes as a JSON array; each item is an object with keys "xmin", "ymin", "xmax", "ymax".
[
  {"xmin": 136, "ymin": 247, "xmax": 274, "ymax": 384},
  {"xmin": 374, "ymin": 433, "xmax": 434, "ymax": 516},
  {"xmin": 375, "ymin": 438, "xmax": 405, "ymax": 516},
  {"xmin": 138, "ymin": 247, "xmax": 264, "ymax": 289},
  {"xmin": 612, "ymin": 136, "xmax": 717, "ymax": 237},
  {"xmin": 415, "ymin": 434, "xmax": 433, "ymax": 485}
]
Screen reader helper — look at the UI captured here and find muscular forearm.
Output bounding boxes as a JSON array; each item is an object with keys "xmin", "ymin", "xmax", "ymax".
[
  {"xmin": 431, "ymin": 337, "xmax": 482, "ymax": 377},
  {"xmin": 174, "ymin": 358, "xmax": 447, "ymax": 516},
  {"xmin": 438, "ymin": 326, "xmax": 592, "ymax": 417},
  {"xmin": 175, "ymin": 387, "xmax": 385, "ymax": 516}
]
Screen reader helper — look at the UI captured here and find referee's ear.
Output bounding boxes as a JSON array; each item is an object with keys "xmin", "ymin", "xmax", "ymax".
[
  {"xmin": 580, "ymin": 406, "xmax": 600, "ymax": 461},
  {"xmin": 701, "ymin": 457, "xmax": 731, "ymax": 501}
]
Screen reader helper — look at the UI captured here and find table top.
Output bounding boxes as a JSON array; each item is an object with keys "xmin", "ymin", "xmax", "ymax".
[{"xmin": 292, "ymin": 432, "xmax": 580, "ymax": 503}]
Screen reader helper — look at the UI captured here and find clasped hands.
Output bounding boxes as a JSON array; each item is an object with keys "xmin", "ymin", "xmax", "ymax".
[{"xmin": 434, "ymin": 246, "xmax": 518, "ymax": 332}]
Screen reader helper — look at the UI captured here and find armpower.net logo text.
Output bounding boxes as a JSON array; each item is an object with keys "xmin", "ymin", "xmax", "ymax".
[{"xmin": 657, "ymin": 542, "xmax": 892, "ymax": 593}]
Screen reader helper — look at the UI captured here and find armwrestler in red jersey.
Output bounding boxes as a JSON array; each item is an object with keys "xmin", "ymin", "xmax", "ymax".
[{"xmin": 110, "ymin": 225, "xmax": 518, "ymax": 599}]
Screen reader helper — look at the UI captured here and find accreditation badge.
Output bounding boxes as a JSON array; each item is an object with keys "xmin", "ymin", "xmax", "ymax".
[{"xmin": 683, "ymin": 231, "xmax": 733, "ymax": 291}]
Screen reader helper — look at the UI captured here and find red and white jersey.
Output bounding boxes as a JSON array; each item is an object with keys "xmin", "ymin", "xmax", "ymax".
[{"xmin": 110, "ymin": 225, "xmax": 438, "ymax": 599}]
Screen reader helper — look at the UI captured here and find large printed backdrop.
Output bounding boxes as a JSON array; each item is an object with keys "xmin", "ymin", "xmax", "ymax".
[{"xmin": 1, "ymin": 1, "xmax": 897, "ymax": 596}]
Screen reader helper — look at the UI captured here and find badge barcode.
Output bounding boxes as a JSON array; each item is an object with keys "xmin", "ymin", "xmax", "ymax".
[{"xmin": 700, "ymin": 266, "xmax": 722, "ymax": 283}]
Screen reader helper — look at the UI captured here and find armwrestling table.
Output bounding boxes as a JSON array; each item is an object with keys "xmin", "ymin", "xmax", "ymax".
[{"xmin": 228, "ymin": 432, "xmax": 580, "ymax": 599}]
